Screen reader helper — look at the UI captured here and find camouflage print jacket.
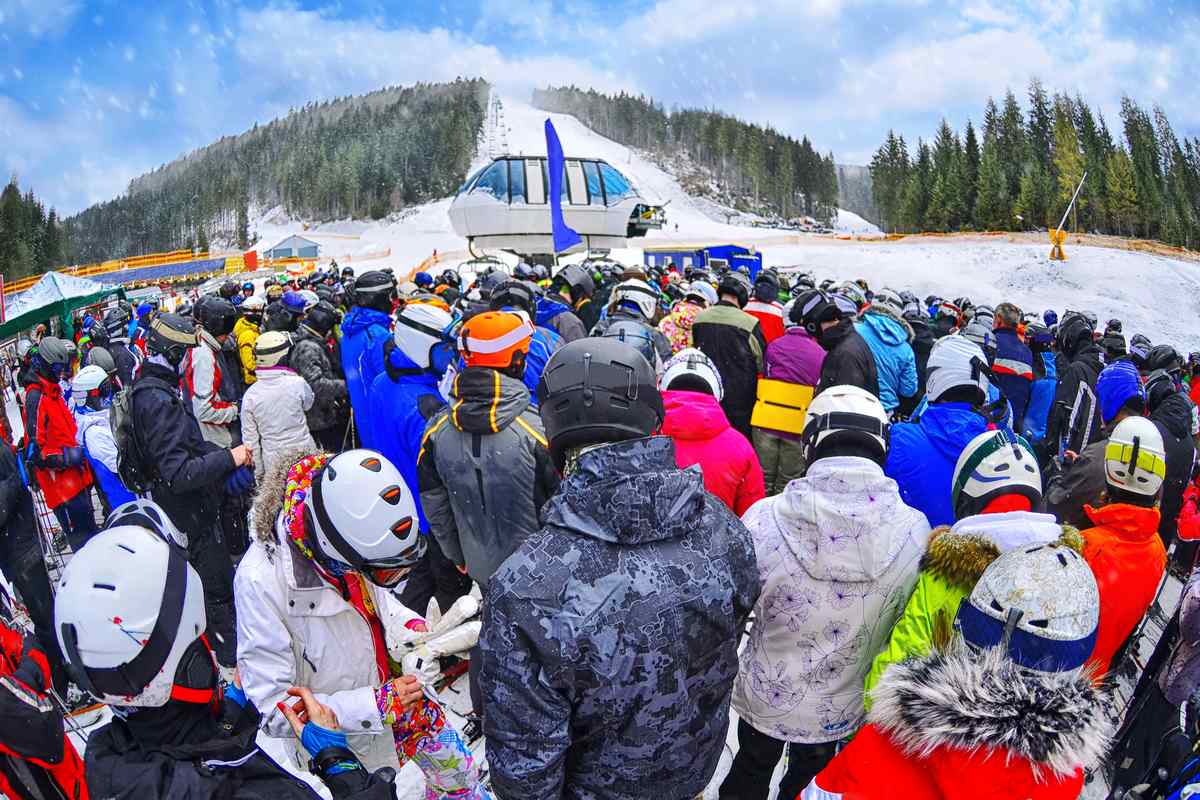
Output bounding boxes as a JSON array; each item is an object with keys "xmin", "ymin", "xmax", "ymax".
[{"xmin": 480, "ymin": 436, "xmax": 760, "ymax": 800}]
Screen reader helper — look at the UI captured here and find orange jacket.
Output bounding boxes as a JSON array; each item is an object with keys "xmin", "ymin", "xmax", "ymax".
[{"xmin": 1080, "ymin": 503, "xmax": 1166, "ymax": 675}]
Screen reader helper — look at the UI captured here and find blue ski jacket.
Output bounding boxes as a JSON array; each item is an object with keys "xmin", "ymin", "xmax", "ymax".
[
  {"xmin": 340, "ymin": 306, "xmax": 392, "ymax": 449},
  {"xmin": 885, "ymin": 402, "xmax": 989, "ymax": 527},
  {"xmin": 367, "ymin": 346, "xmax": 444, "ymax": 533},
  {"xmin": 855, "ymin": 310, "xmax": 917, "ymax": 413}
]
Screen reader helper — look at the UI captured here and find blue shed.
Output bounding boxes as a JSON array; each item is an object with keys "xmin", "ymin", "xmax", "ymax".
[
  {"xmin": 265, "ymin": 235, "xmax": 321, "ymax": 260},
  {"xmin": 643, "ymin": 243, "xmax": 762, "ymax": 278}
]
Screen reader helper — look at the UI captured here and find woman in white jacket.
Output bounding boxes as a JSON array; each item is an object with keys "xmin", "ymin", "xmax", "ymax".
[
  {"xmin": 235, "ymin": 447, "xmax": 490, "ymax": 797},
  {"xmin": 721, "ymin": 386, "xmax": 930, "ymax": 800},
  {"xmin": 242, "ymin": 331, "xmax": 316, "ymax": 481}
]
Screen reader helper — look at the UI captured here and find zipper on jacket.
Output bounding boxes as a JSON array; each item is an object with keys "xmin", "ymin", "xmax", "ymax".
[{"xmin": 472, "ymin": 434, "xmax": 486, "ymax": 512}]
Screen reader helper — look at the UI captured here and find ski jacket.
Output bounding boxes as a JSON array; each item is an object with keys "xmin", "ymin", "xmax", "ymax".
[
  {"xmin": 1044, "ymin": 438, "xmax": 1108, "ymax": 530},
  {"xmin": 661, "ymin": 389, "xmax": 765, "ymax": 515},
  {"xmin": 1080, "ymin": 502, "xmax": 1166, "ymax": 676},
  {"xmin": 536, "ymin": 297, "xmax": 587, "ymax": 343},
  {"xmin": 522, "ymin": 325, "xmax": 563, "ymax": 401},
  {"xmin": 906, "ymin": 316, "xmax": 935, "ymax": 406},
  {"xmin": 480, "ymin": 436, "xmax": 760, "ymax": 800},
  {"xmin": 1024, "ymin": 362, "xmax": 1058, "ymax": 443},
  {"xmin": 1152, "ymin": 391, "xmax": 1197, "ymax": 540},
  {"xmin": 692, "ymin": 302, "xmax": 766, "ymax": 437},
  {"xmin": 74, "ymin": 407, "xmax": 135, "ymax": 508},
  {"xmin": 292, "ymin": 327, "xmax": 349, "ymax": 433},
  {"xmin": 1046, "ymin": 343, "xmax": 1105, "ymax": 456},
  {"xmin": 658, "ymin": 300, "xmax": 704, "ymax": 353},
  {"xmin": 855, "ymin": 307, "xmax": 917, "ymax": 412},
  {"xmin": 805, "ymin": 647, "xmax": 1107, "ymax": 800},
  {"xmin": 234, "ymin": 316, "xmax": 261, "ymax": 386},
  {"xmin": 23, "ymin": 377, "xmax": 93, "ymax": 509},
  {"xmin": 864, "ymin": 513, "xmax": 1078, "ymax": 701},
  {"xmin": 1162, "ymin": 569, "xmax": 1200, "ymax": 704},
  {"xmin": 763, "ymin": 326, "xmax": 824, "ymax": 387},
  {"xmin": 815, "ymin": 319, "xmax": 880, "ymax": 400},
  {"xmin": 242, "ymin": 367, "xmax": 316, "ymax": 482},
  {"xmin": 340, "ymin": 306, "xmax": 392, "ymax": 450},
  {"xmin": 0, "ymin": 622, "xmax": 87, "ymax": 800},
  {"xmin": 367, "ymin": 346, "xmax": 444, "ymax": 533},
  {"xmin": 992, "ymin": 327, "xmax": 1034, "ymax": 425},
  {"xmin": 0, "ymin": 442, "xmax": 39, "ymax": 556},
  {"xmin": 732, "ymin": 456, "xmax": 928, "ymax": 743},
  {"xmin": 131, "ymin": 362, "xmax": 235, "ymax": 535},
  {"xmin": 85, "ymin": 689, "xmax": 394, "ymax": 800},
  {"xmin": 238, "ymin": 452, "xmax": 425, "ymax": 774},
  {"xmin": 417, "ymin": 367, "xmax": 558, "ymax": 585},
  {"xmin": 744, "ymin": 299, "xmax": 786, "ymax": 344},
  {"xmin": 885, "ymin": 402, "xmax": 989, "ymax": 528},
  {"xmin": 106, "ymin": 338, "xmax": 142, "ymax": 388},
  {"xmin": 182, "ymin": 332, "xmax": 239, "ymax": 448}
]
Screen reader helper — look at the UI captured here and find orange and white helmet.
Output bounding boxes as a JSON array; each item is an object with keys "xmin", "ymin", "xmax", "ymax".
[{"xmin": 457, "ymin": 311, "xmax": 534, "ymax": 369}]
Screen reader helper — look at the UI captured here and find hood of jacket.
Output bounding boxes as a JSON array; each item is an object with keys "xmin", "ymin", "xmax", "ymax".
[
  {"xmin": 870, "ymin": 645, "xmax": 1108, "ymax": 779},
  {"xmin": 252, "ymin": 445, "xmax": 319, "ymax": 546},
  {"xmin": 74, "ymin": 406, "xmax": 111, "ymax": 435},
  {"xmin": 661, "ymin": 389, "xmax": 728, "ymax": 440},
  {"xmin": 860, "ymin": 305, "xmax": 914, "ymax": 345},
  {"xmin": 1083, "ymin": 502, "xmax": 1162, "ymax": 541},
  {"xmin": 817, "ymin": 317, "xmax": 856, "ymax": 352},
  {"xmin": 922, "ymin": 514, "xmax": 1083, "ymax": 591},
  {"xmin": 535, "ymin": 297, "xmax": 571, "ymax": 328},
  {"xmin": 920, "ymin": 402, "xmax": 988, "ymax": 458},
  {"xmin": 775, "ymin": 456, "xmax": 919, "ymax": 582},
  {"xmin": 447, "ymin": 366, "xmax": 531, "ymax": 434},
  {"xmin": 1152, "ymin": 391, "xmax": 1194, "ymax": 439},
  {"xmin": 542, "ymin": 436, "xmax": 706, "ymax": 546},
  {"xmin": 341, "ymin": 306, "xmax": 391, "ymax": 337}
]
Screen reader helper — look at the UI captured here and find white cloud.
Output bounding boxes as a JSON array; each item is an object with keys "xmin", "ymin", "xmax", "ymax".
[
  {"xmin": 12, "ymin": 66, "xmax": 22, "ymax": 79},
  {"xmin": 123, "ymin": 45, "xmax": 135, "ymax": 62},
  {"xmin": 0, "ymin": 0, "xmax": 81, "ymax": 38}
]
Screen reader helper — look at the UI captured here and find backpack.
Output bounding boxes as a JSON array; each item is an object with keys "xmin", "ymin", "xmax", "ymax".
[{"xmin": 109, "ymin": 384, "xmax": 155, "ymax": 494}]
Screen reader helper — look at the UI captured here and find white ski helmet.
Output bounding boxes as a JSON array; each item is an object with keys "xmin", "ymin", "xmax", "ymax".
[
  {"xmin": 659, "ymin": 348, "xmax": 724, "ymax": 400},
  {"xmin": 685, "ymin": 281, "xmax": 718, "ymax": 308},
  {"xmin": 610, "ymin": 278, "xmax": 659, "ymax": 320},
  {"xmin": 306, "ymin": 449, "xmax": 425, "ymax": 587},
  {"xmin": 957, "ymin": 543, "xmax": 1099, "ymax": 673},
  {"xmin": 241, "ymin": 295, "xmax": 266, "ymax": 312},
  {"xmin": 925, "ymin": 334, "xmax": 990, "ymax": 403},
  {"xmin": 105, "ymin": 498, "xmax": 189, "ymax": 549},
  {"xmin": 298, "ymin": 289, "xmax": 320, "ymax": 311},
  {"xmin": 254, "ymin": 330, "xmax": 293, "ymax": 369},
  {"xmin": 872, "ymin": 287, "xmax": 904, "ymax": 313},
  {"xmin": 800, "ymin": 384, "xmax": 890, "ymax": 464},
  {"xmin": 1104, "ymin": 416, "xmax": 1167, "ymax": 498},
  {"xmin": 55, "ymin": 526, "xmax": 210, "ymax": 707},
  {"xmin": 394, "ymin": 303, "xmax": 455, "ymax": 370},
  {"xmin": 951, "ymin": 429, "xmax": 1042, "ymax": 519},
  {"xmin": 70, "ymin": 364, "xmax": 109, "ymax": 406}
]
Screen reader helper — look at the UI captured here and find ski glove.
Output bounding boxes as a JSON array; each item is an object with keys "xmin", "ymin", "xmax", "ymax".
[{"xmin": 224, "ymin": 466, "xmax": 255, "ymax": 496}]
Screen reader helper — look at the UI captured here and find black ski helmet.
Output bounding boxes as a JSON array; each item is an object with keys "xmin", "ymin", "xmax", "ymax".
[
  {"xmin": 103, "ymin": 307, "xmax": 132, "ymax": 338},
  {"xmin": 1145, "ymin": 344, "xmax": 1183, "ymax": 376},
  {"xmin": 194, "ymin": 296, "xmax": 238, "ymax": 338},
  {"xmin": 536, "ymin": 337, "xmax": 664, "ymax": 471},
  {"xmin": 489, "ymin": 280, "xmax": 538, "ymax": 317},
  {"xmin": 301, "ymin": 301, "xmax": 340, "ymax": 338},
  {"xmin": 718, "ymin": 270, "xmax": 752, "ymax": 308},
  {"xmin": 219, "ymin": 281, "xmax": 239, "ymax": 300},
  {"xmin": 351, "ymin": 270, "xmax": 397, "ymax": 312},
  {"xmin": 550, "ymin": 263, "xmax": 596, "ymax": 301},
  {"xmin": 145, "ymin": 313, "xmax": 197, "ymax": 366},
  {"xmin": 753, "ymin": 270, "xmax": 781, "ymax": 303},
  {"xmin": 1054, "ymin": 313, "xmax": 1093, "ymax": 358}
]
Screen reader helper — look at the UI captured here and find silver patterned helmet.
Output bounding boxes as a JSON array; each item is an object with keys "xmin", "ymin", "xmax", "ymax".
[{"xmin": 956, "ymin": 544, "xmax": 1099, "ymax": 673}]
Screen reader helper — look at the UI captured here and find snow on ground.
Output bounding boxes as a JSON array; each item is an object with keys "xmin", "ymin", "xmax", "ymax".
[{"xmin": 835, "ymin": 208, "xmax": 880, "ymax": 235}]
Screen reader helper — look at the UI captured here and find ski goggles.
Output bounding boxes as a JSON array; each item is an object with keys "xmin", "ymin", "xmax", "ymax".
[{"xmin": 1104, "ymin": 440, "xmax": 1167, "ymax": 479}]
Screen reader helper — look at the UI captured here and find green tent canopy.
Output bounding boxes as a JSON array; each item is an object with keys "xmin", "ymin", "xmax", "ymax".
[{"xmin": 0, "ymin": 272, "xmax": 126, "ymax": 342}]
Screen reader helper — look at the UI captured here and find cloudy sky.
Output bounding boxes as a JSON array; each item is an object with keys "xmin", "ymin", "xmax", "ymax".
[{"xmin": 2, "ymin": 0, "xmax": 1198, "ymax": 216}]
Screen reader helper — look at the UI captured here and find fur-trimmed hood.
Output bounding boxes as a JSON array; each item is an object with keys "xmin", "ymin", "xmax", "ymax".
[
  {"xmin": 921, "ymin": 513, "xmax": 1083, "ymax": 592},
  {"xmin": 861, "ymin": 303, "xmax": 915, "ymax": 343},
  {"xmin": 252, "ymin": 445, "xmax": 325, "ymax": 550},
  {"xmin": 870, "ymin": 645, "xmax": 1109, "ymax": 779}
]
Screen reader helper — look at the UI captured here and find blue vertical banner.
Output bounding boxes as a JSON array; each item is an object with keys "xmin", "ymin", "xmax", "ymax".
[{"xmin": 545, "ymin": 119, "xmax": 582, "ymax": 253}]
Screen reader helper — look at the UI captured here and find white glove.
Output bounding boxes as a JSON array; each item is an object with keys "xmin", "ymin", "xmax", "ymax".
[
  {"xmin": 385, "ymin": 594, "xmax": 480, "ymax": 662},
  {"xmin": 400, "ymin": 621, "xmax": 483, "ymax": 687}
]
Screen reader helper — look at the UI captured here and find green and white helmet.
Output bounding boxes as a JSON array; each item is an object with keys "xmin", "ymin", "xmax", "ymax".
[{"xmin": 951, "ymin": 429, "xmax": 1042, "ymax": 519}]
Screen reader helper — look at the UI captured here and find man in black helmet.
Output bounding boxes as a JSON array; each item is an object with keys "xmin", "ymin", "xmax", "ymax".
[
  {"xmin": 102, "ymin": 306, "xmax": 142, "ymax": 387},
  {"xmin": 1046, "ymin": 312, "xmax": 1105, "ymax": 457},
  {"xmin": 340, "ymin": 270, "xmax": 396, "ymax": 449},
  {"xmin": 692, "ymin": 270, "xmax": 766, "ymax": 438},
  {"xmin": 126, "ymin": 313, "xmax": 254, "ymax": 672},
  {"xmin": 480, "ymin": 337, "xmax": 760, "ymax": 800},
  {"xmin": 544, "ymin": 263, "xmax": 596, "ymax": 337},
  {"xmin": 292, "ymin": 300, "xmax": 349, "ymax": 451}
]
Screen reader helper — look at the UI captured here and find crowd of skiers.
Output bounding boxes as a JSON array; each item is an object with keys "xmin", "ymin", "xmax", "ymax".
[{"xmin": 2, "ymin": 254, "xmax": 1200, "ymax": 800}]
